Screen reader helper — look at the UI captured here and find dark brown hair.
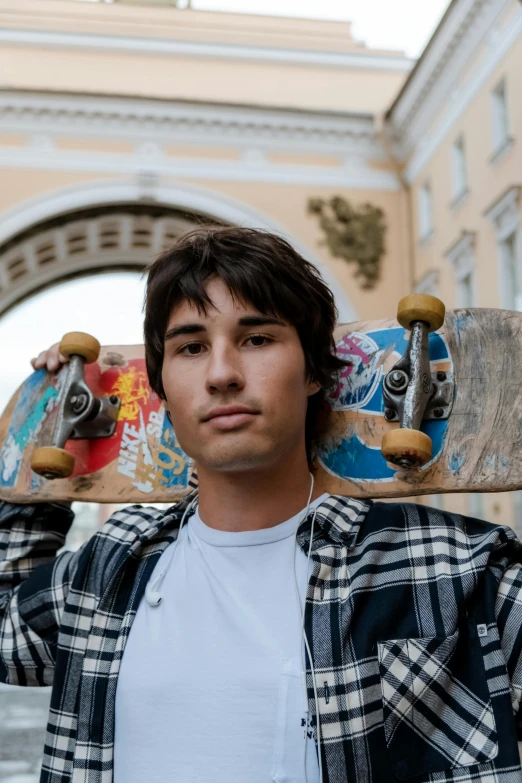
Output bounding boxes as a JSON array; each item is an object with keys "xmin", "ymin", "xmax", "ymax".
[{"xmin": 143, "ymin": 226, "xmax": 346, "ymax": 463}]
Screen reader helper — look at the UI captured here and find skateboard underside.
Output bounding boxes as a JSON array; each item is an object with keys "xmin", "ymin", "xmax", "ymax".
[{"xmin": 0, "ymin": 309, "xmax": 521, "ymax": 504}]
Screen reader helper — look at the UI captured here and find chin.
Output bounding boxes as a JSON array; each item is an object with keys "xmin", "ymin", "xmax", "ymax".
[{"xmin": 197, "ymin": 443, "xmax": 277, "ymax": 472}]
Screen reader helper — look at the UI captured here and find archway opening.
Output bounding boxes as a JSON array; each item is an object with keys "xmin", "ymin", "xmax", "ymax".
[{"xmin": 0, "ymin": 202, "xmax": 221, "ymax": 318}]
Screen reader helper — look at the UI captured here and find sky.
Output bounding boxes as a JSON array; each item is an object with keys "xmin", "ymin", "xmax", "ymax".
[
  {"xmin": 0, "ymin": 274, "xmax": 146, "ymax": 411},
  {"xmin": 188, "ymin": 0, "xmax": 451, "ymax": 58}
]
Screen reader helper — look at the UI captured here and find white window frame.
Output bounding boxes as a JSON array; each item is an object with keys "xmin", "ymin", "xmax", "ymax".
[
  {"xmin": 445, "ymin": 232, "xmax": 477, "ymax": 307},
  {"xmin": 486, "ymin": 187, "xmax": 522, "ymax": 310},
  {"xmin": 490, "ymin": 78, "xmax": 511, "ymax": 157},
  {"xmin": 414, "ymin": 269, "xmax": 440, "ymax": 297},
  {"xmin": 450, "ymin": 135, "xmax": 468, "ymax": 204},
  {"xmin": 418, "ymin": 181, "xmax": 433, "ymax": 242}
]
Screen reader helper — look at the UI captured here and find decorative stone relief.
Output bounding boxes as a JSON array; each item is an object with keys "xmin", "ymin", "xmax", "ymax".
[{"xmin": 308, "ymin": 196, "xmax": 387, "ymax": 290}]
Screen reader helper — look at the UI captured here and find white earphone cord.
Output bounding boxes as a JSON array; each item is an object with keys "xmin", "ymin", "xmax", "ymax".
[{"xmin": 292, "ymin": 473, "xmax": 323, "ymax": 783}]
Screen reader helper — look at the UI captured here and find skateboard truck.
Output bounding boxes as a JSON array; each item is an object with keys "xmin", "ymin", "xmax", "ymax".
[
  {"xmin": 381, "ymin": 294, "xmax": 452, "ymax": 470},
  {"xmin": 30, "ymin": 332, "xmax": 121, "ymax": 480}
]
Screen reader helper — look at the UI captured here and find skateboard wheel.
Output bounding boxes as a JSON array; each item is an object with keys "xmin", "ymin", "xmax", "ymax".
[
  {"xmin": 59, "ymin": 332, "xmax": 100, "ymax": 364},
  {"xmin": 397, "ymin": 294, "xmax": 445, "ymax": 332},
  {"xmin": 382, "ymin": 428, "xmax": 432, "ymax": 468},
  {"xmin": 31, "ymin": 447, "xmax": 75, "ymax": 479}
]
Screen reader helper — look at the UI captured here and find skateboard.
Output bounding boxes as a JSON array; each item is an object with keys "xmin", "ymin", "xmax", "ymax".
[{"xmin": 0, "ymin": 295, "xmax": 521, "ymax": 504}]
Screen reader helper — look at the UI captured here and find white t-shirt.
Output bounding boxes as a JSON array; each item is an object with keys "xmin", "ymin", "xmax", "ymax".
[{"xmin": 114, "ymin": 493, "xmax": 328, "ymax": 783}]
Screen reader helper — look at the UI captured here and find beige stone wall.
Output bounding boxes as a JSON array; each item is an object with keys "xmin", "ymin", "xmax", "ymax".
[
  {"xmin": 403, "ymin": 4, "xmax": 522, "ymax": 525},
  {"xmin": 0, "ymin": 0, "xmax": 409, "ymax": 114},
  {"xmin": 185, "ymin": 180, "xmax": 410, "ymax": 321},
  {"xmin": 409, "ymin": 8, "xmax": 522, "ymax": 309}
]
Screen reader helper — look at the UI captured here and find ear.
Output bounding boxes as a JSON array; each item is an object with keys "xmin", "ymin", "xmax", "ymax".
[{"xmin": 306, "ymin": 379, "xmax": 322, "ymax": 397}]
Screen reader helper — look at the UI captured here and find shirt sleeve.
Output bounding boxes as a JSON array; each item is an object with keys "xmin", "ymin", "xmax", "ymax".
[
  {"xmin": 495, "ymin": 561, "xmax": 522, "ymax": 734},
  {"xmin": 0, "ymin": 500, "xmax": 91, "ymax": 687}
]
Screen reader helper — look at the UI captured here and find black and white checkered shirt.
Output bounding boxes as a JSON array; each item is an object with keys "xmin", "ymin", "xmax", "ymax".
[{"xmin": 1, "ymin": 492, "xmax": 522, "ymax": 782}]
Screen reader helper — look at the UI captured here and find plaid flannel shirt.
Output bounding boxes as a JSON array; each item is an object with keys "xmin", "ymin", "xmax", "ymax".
[{"xmin": 1, "ymin": 492, "xmax": 522, "ymax": 783}]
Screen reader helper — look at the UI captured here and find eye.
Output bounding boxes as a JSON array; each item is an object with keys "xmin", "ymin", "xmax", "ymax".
[
  {"xmin": 247, "ymin": 334, "xmax": 272, "ymax": 347},
  {"xmin": 179, "ymin": 342, "xmax": 204, "ymax": 355}
]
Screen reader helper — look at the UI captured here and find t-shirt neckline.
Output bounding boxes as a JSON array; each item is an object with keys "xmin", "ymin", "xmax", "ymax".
[{"xmin": 189, "ymin": 493, "xmax": 329, "ymax": 548}]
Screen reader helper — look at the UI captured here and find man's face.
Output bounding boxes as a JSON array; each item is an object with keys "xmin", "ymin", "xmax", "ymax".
[{"xmin": 161, "ymin": 277, "xmax": 320, "ymax": 472}]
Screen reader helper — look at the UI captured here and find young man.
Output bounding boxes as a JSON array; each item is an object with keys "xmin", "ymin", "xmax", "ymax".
[{"xmin": 1, "ymin": 226, "xmax": 522, "ymax": 783}]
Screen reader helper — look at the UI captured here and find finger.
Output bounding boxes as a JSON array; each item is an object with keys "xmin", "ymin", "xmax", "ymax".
[{"xmin": 31, "ymin": 351, "xmax": 48, "ymax": 369}]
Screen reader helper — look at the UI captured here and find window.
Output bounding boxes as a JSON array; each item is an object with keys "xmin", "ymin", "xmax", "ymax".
[
  {"xmin": 457, "ymin": 270, "xmax": 475, "ymax": 308},
  {"xmin": 414, "ymin": 269, "xmax": 440, "ymax": 297},
  {"xmin": 486, "ymin": 186, "xmax": 522, "ymax": 311},
  {"xmin": 445, "ymin": 232, "xmax": 476, "ymax": 308},
  {"xmin": 500, "ymin": 230, "xmax": 522, "ymax": 310},
  {"xmin": 451, "ymin": 136, "xmax": 468, "ymax": 202},
  {"xmin": 418, "ymin": 181, "xmax": 433, "ymax": 240},
  {"xmin": 491, "ymin": 79, "xmax": 510, "ymax": 154}
]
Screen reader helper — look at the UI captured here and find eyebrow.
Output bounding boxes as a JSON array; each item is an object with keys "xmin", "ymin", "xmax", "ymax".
[{"xmin": 164, "ymin": 315, "xmax": 287, "ymax": 342}]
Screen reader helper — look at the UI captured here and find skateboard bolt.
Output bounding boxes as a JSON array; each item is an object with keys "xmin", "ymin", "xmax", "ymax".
[
  {"xmin": 386, "ymin": 370, "xmax": 409, "ymax": 393},
  {"xmin": 109, "ymin": 395, "xmax": 119, "ymax": 405},
  {"xmin": 433, "ymin": 407, "xmax": 444, "ymax": 418},
  {"xmin": 71, "ymin": 393, "xmax": 88, "ymax": 414},
  {"xmin": 384, "ymin": 408, "xmax": 395, "ymax": 421},
  {"xmin": 436, "ymin": 371, "xmax": 447, "ymax": 382}
]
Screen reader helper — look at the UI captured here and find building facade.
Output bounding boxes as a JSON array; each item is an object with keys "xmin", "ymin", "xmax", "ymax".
[
  {"xmin": 0, "ymin": 0, "xmax": 521, "ymax": 525},
  {"xmin": 385, "ymin": 0, "xmax": 522, "ymax": 525}
]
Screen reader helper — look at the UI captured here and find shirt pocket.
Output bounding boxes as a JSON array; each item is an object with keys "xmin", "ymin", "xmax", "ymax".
[
  {"xmin": 377, "ymin": 627, "xmax": 498, "ymax": 781},
  {"xmin": 271, "ymin": 657, "xmax": 315, "ymax": 783}
]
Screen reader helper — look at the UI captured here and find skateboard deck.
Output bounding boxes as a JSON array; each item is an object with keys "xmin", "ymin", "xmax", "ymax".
[{"xmin": 1, "ymin": 308, "xmax": 521, "ymax": 504}]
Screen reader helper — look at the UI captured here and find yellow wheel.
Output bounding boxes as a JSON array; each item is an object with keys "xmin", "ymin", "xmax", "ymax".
[
  {"xmin": 59, "ymin": 332, "xmax": 100, "ymax": 364},
  {"xmin": 382, "ymin": 428, "xmax": 432, "ymax": 468},
  {"xmin": 397, "ymin": 294, "xmax": 445, "ymax": 333},
  {"xmin": 31, "ymin": 447, "xmax": 75, "ymax": 479}
]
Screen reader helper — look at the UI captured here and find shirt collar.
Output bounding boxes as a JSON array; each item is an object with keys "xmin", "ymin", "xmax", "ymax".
[
  {"xmin": 301, "ymin": 494, "xmax": 372, "ymax": 550},
  {"xmin": 142, "ymin": 489, "xmax": 371, "ymax": 551}
]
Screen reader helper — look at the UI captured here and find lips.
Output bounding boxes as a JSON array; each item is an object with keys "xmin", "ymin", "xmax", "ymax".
[{"xmin": 203, "ymin": 406, "xmax": 258, "ymax": 422}]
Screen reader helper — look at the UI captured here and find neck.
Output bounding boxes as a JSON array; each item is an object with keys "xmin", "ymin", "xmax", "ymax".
[{"xmin": 195, "ymin": 450, "xmax": 326, "ymax": 533}]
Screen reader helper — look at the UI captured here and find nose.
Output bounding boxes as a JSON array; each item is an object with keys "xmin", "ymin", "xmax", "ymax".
[{"xmin": 205, "ymin": 342, "xmax": 245, "ymax": 394}]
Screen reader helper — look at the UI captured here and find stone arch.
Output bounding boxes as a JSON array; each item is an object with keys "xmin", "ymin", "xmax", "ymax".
[{"xmin": 0, "ymin": 179, "xmax": 358, "ymax": 320}]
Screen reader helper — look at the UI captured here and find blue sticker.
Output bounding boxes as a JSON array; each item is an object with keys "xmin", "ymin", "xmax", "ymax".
[
  {"xmin": 318, "ymin": 328, "xmax": 451, "ymax": 483},
  {"xmin": 156, "ymin": 414, "xmax": 190, "ymax": 488},
  {"xmin": 0, "ymin": 371, "xmax": 58, "ymax": 488}
]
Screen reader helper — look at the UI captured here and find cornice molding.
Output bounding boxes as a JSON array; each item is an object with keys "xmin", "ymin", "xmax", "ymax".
[
  {"xmin": 389, "ymin": 0, "xmax": 493, "ymax": 128},
  {"xmin": 0, "ymin": 91, "xmax": 399, "ymax": 190},
  {"xmin": 445, "ymin": 231, "xmax": 476, "ymax": 278},
  {"xmin": 0, "ymin": 28, "xmax": 413, "ymax": 72},
  {"xmin": 414, "ymin": 268, "xmax": 440, "ymax": 296},
  {"xmin": 403, "ymin": 2, "xmax": 522, "ymax": 182},
  {"xmin": 386, "ymin": 0, "xmax": 520, "ymax": 178},
  {"xmin": 485, "ymin": 185, "xmax": 521, "ymax": 240},
  {"xmin": 0, "ymin": 145, "xmax": 399, "ymax": 190},
  {"xmin": 485, "ymin": 184, "xmax": 521, "ymax": 221},
  {"xmin": 0, "ymin": 91, "xmax": 378, "ymax": 154}
]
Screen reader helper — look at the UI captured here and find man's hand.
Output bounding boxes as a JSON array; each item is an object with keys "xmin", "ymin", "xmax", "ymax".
[{"xmin": 30, "ymin": 343, "xmax": 68, "ymax": 372}]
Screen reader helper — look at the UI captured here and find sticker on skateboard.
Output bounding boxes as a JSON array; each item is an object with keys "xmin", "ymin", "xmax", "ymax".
[{"xmin": 318, "ymin": 327, "xmax": 452, "ymax": 483}]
